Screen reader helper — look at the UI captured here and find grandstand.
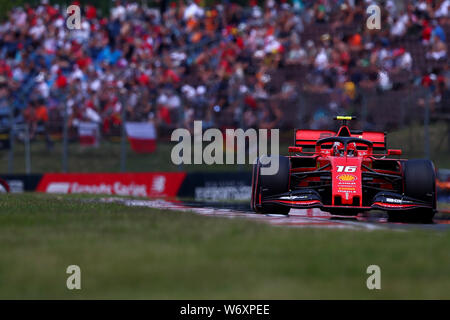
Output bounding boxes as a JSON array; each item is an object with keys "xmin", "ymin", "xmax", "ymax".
[{"xmin": 0, "ymin": 0, "xmax": 447, "ymax": 146}]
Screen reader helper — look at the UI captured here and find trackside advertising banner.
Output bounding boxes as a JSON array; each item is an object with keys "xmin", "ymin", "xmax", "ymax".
[
  {"xmin": 35, "ymin": 173, "xmax": 186, "ymax": 198},
  {"xmin": 34, "ymin": 172, "xmax": 252, "ymax": 200},
  {"xmin": 0, "ymin": 174, "xmax": 43, "ymax": 193},
  {"xmin": 1, "ymin": 171, "xmax": 449, "ymax": 203},
  {"xmin": 177, "ymin": 172, "xmax": 253, "ymax": 201}
]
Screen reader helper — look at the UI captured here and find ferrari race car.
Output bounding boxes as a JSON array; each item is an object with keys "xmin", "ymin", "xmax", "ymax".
[{"xmin": 251, "ymin": 116, "xmax": 437, "ymax": 222}]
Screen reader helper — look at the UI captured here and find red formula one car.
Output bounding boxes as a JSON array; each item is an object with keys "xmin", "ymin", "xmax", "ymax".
[{"xmin": 251, "ymin": 116, "xmax": 437, "ymax": 222}]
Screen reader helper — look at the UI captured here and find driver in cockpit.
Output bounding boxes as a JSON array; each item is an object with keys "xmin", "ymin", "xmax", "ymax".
[{"xmin": 332, "ymin": 142, "xmax": 357, "ymax": 157}]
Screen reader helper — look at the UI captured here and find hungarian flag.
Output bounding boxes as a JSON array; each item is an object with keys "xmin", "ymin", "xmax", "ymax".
[
  {"xmin": 125, "ymin": 122, "xmax": 157, "ymax": 153},
  {"xmin": 78, "ymin": 122, "xmax": 99, "ymax": 146}
]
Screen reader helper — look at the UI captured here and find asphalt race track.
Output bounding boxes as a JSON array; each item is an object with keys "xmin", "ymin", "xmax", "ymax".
[{"xmin": 100, "ymin": 198, "xmax": 450, "ymax": 231}]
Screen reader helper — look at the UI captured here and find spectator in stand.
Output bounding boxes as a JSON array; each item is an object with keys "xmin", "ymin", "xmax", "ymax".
[
  {"xmin": 432, "ymin": 19, "xmax": 446, "ymax": 42},
  {"xmin": 0, "ymin": 0, "xmax": 446, "ymax": 140},
  {"xmin": 427, "ymin": 34, "xmax": 448, "ymax": 60}
]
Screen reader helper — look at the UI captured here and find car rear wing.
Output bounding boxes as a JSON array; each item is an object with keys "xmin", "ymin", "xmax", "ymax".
[
  {"xmin": 294, "ymin": 130, "xmax": 335, "ymax": 147},
  {"xmin": 295, "ymin": 129, "xmax": 386, "ymax": 151}
]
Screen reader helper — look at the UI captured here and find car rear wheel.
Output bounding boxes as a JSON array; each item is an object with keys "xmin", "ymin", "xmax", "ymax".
[
  {"xmin": 388, "ymin": 159, "xmax": 436, "ymax": 223},
  {"xmin": 251, "ymin": 156, "xmax": 291, "ymax": 215}
]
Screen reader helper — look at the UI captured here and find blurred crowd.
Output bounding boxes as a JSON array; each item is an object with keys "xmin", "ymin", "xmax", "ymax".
[{"xmin": 0, "ymin": 0, "xmax": 448, "ymax": 144}]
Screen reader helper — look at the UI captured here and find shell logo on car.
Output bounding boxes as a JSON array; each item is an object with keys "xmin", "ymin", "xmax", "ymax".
[{"xmin": 337, "ymin": 174, "xmax": 357, "ymax": 182}]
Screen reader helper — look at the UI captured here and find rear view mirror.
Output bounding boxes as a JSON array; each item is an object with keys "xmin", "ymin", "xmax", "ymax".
[
  {"xmin": 288, "ymin": 146, "xmax": 303, "ymax": 153},
  {"xmin": 387, "ymin": 149, "xmax": 402, "ymax": 156}
]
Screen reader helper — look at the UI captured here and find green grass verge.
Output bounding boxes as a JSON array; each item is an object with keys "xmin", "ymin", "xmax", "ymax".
[
  {"xmin": 1, "ymin": 193, "xmax": 450, "ymax": 299},
  {"xmin": 388, "ymin": 121, "xmax": 450, "ymax": 168}
]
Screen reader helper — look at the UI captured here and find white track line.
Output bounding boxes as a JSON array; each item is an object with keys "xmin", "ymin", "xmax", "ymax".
[{"xmin": 99, "ymin": 198, "xmax": 388, "ymax": 231}]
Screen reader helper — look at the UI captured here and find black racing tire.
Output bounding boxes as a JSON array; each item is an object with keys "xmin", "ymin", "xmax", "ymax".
[
  {"xmin": 251, "ymin": 155, "xmax": 291, "ymax": 215},
  {"xmin": 388, "ymin": 159, "xmax": 436, "ymax": 223},
  {"xmin": 403, "ymin": 159, "xmax": 436, "ymax": 206}
]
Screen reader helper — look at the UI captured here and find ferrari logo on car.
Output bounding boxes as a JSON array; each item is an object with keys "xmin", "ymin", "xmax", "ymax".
[{"xmin": 337, "ymin": 174, "xmax": 357, "ymax": 182}]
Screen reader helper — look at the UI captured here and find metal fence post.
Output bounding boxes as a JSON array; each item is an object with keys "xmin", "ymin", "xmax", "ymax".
[
  {"xmin": 7, "ymin": 105, "xmax": 14, "ymax": 174},
  {"xmin": 62, "ymin": 92, "xmax": 68, "ymax": 173},
  {"xmin": 447, "ymin": 121, "xmax": 450, "ymax": 153},
  {"xmin": 24, "ymin": 124, "xmax": 31, "ymax": 174},
  {"xmin": 424, "ymin": 91, "xmax": 430, "ymax": 160},
  {"xmin": 360, "ymin": 88, "xmax": 367, "ymax": 130},
  {"xmin": 120, "ymin": 89, "xmax": 127, "ymax": 172}
]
